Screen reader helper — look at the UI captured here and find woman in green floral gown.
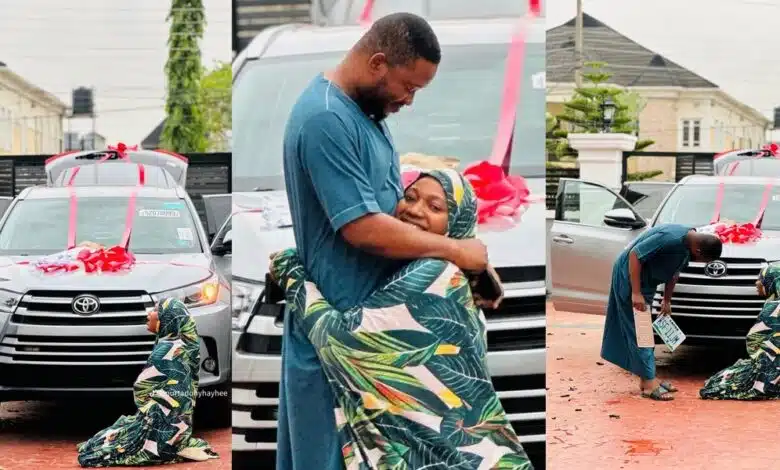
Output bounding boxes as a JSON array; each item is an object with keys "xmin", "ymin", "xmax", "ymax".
[
  {"xmin": 270, "ymin": 169, "xmax": 533, "ymax": 469},
  {"xmin": 700, "ymin": 263, "xmax": 780, "ymax": 400},
  {"xmin": 77, "ymin": 298, "xmax": 219, "ymax": 466}
]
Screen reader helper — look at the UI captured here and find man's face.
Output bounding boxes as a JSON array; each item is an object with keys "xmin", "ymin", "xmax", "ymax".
[{"xmin": 355, "ymin": 54, "xmax": 438, "ymax": 121}]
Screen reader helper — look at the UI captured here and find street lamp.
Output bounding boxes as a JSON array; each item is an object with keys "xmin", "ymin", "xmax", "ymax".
[{"xmin": 600, "ymin": 97, "xmax": 616, "ymax": 133}]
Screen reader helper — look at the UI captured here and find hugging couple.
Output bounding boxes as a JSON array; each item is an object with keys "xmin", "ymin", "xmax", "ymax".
[{"xmin": 269, "ymin": 12, "xmax": 533, "ymax": 470}]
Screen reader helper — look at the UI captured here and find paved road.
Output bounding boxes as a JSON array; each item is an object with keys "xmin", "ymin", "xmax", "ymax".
[
  {"xmin": 547, "ymin": 303, "xmax": 777, "ymax": 469},
  {"xmin": 0, "ymin": 396, "xmax": 230, "ymax": 469}
]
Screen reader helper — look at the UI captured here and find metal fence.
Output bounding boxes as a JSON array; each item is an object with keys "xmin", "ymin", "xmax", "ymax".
[
  {"xmin": 545, "ymin": 166, "xmax": 579, "ymax": 210},
  {"xmin": 233, "ymin": 0, "xmax": 312, "ymax": 53},
  {"xmin": 621, "ymin": 151, "xmax": 715, "ymax": 183},
  {"xmin": 0, "ymin": 152, "xmax": 231, "ymax": 229}
]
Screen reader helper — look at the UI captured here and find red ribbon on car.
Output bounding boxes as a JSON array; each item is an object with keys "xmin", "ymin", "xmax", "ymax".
[
  {"xmin": 35, "ymin": 143, "xmax": 143, "ymax": 274},
  {"xmin": 706, "ymin": 176, "xmax": 771, "ymax": 244},
  {"xmin": 400, "ymin": 1, "xmax": 541, "ymax": 224}
]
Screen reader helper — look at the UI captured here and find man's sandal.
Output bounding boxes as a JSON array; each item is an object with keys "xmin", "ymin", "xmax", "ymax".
[
  {"xmin": 638, "ymin": 382, "xmax": 678, "ymax": 393},
  {"xmin": 642, "ymin": 386, "xmax": 674, "ymax": 401},
  {"xmin": 660, "ymin": 381, "xmax": 678, "ymax": 393}
]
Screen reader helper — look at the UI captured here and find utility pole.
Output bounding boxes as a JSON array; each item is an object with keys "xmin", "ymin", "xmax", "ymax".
[{"xmin": 574, "ymin": 0, "xmax": 583, "ymax": 87}]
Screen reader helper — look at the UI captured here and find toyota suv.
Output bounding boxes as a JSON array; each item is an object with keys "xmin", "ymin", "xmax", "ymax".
[
  {"xmin": 231, "ymin": 16, "xmax": 547, "ymax": 470},
  {"xmin": 550, "ymin": 175, "xmax": 780, "ymax": 345},
  {"xmin": 0, "ymin": 149, "xmax": 231, "ymax": 401}
]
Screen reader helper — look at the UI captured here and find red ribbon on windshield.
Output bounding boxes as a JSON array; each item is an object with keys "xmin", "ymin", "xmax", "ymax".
[
  {"xmin": 463, "ymin": 1, "xmax": 540, "ymax": 223},
  {"xmin": 47, "ymin": 144, "xmax": 144, "ymax": 274},
  {"xmin": 706, "ymin": 176, "xmax": 771, "ymax": 244},
  {"xmin": 358, "ymin": 0, "xmax": 375, "ymax": 24}
]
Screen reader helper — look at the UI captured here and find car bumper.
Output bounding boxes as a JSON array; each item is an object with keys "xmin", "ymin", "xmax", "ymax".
[{"xmin": 0, "ymin": 300, "xmax": 231, "ymax": 399}]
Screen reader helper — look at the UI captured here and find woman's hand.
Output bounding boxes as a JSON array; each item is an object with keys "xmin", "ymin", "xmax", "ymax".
[{"xmin": 659, "ymin": 300, "xmax": 672, "ymax": 316}]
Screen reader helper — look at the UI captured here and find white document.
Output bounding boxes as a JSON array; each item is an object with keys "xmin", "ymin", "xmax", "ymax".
[
  {"xmin": 653, "ymin": 315, "xmax": 686, "ymax": 352},
  {"xmin": 634, "ymin": 308, "xmax": 655, "ymax": 348}
]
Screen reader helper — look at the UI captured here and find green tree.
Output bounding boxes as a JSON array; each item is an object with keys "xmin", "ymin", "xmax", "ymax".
[
  {"xmin": 551, "ymin": 62, "xmax": 654, "ymax": 154},
  {"xmin": 161, "ymin": 0, "xmax": 207, "ymax": 153},
  {"xmin": 200, "ymin": 61, "xmax": 231, "ymax": 151}
]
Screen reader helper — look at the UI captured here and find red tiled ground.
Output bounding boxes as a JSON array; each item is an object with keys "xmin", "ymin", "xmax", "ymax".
[
  {"xmin": 0, "ymin": 397, "xmax": 230, "ymax": 469},
  {"xmin": 547, "ymin": 303, "xmax": 778, "ymax": 470}
]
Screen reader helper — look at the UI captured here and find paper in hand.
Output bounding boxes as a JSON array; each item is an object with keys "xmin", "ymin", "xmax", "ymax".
[{"xmin": 634, "ymin": 308, "xmax": 655, "ymax": 348}]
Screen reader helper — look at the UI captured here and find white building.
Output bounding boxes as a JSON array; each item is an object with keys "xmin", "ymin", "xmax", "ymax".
[
  {"xmin": 0, "ymin": 62, "xmax": 67, "ymax": 155},
  {"xmin": 547, "ymin": 14, "xmax": 770, "ymax": 179}
]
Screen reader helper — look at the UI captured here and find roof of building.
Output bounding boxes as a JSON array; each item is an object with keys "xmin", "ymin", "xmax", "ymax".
[
  {"xmin": 547, "ymin": 14, "xmax": 718, "ymax": 88},
  {"xmin": 141, "ymin": 120, "xmax": 165, "ymax": 149},
  {"xmin": 0, "ymin": 62, "xmax": 68, "ymax": 110}
]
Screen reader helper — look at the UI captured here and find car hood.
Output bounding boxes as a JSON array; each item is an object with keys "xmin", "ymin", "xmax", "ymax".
[
  {"xmin": 232, "ymin": 178, "xmax": 546, "ymax": 283},
  {"xmin": 719, "ymin": 230, "xmax": 780, "ymax": 260},
  {"xmin": 0, "ymin": 253, "xmax": 213, "ymax": 293}
]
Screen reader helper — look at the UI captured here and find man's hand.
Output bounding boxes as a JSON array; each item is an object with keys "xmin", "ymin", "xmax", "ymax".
[
  {"xmin": 452, "ymin": 238, "xmax": 489, "ymax": 273},
  {"xmin": 631, "ymin": 292, "xmax": 646, "ymax": 312},
  {"xmin": 659, "ymin": 300, "xmax": 672, "ymax": 316}
]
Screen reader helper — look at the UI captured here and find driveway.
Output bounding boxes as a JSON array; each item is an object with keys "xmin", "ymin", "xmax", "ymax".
[
  {"xmin": 547, "ymin": 303, "xmax": 776, "ymax": 469},
  {"xmin": 0, "ymin": 397, "xmax": 231, "ymax": 469}
]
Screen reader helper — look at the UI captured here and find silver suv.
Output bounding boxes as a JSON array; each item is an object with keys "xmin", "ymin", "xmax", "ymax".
[
  {"xmin": 550, "ymin": 175, "xmax": 780, "ymax": 344},
  {"xmin": 231, "ymin": 16, "xmax": 547, "ymax": 469},
  {"xmin": 0, "ymin": 150, "xmax": 231, "ymax": 400}
]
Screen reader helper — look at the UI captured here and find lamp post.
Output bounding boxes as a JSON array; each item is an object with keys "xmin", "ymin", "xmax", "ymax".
[{"xmin": 600, "ymin": 96, "xmax": 616, "ymax": 133}]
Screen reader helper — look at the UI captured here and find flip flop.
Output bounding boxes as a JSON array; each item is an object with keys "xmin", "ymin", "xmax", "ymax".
[
  {"xmin": 642, "ymin": 386, "xmax": 674, "ymax": 401},
  {"xmin": 660, "ymin": 381, "xmax": 678, "ymax": 393}
]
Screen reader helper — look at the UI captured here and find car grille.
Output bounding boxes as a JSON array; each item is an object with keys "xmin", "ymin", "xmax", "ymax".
[
  {"xmin": 651, "ymin": 258, "xmax": 765, "ymax": 340},
  {"xmin": 2, "ymin": 290, "xmax": 156, "ymax": 366},
  {"xmin": 233, "ymin": 374, "xmax": 546, "ymax": 469}
]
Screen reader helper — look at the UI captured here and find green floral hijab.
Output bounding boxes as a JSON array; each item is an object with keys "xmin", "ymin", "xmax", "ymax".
[
  {"xmin": 156, "ymin": 297, "xmax": 198, "ymax": 342},
  {"xmin": 410, "ymin": 169, "xmax": 478, "ymax": 240},
  {"xmin": 759, "ymin": 263, "xmax": 780, "ymax": 300}
]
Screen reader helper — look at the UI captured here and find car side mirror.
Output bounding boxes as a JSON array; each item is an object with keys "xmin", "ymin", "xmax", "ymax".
[
  {"xmin": 212, "ymin": 230, "xmax": 232, "ymax": 256},
  {"xmin": 604, "ymin": 208, "xmax": 646, "ymax": 229}
]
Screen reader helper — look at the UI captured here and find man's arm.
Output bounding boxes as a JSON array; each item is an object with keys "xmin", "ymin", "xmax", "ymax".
[
  {"xmin": 662, "ymin": 274, "xmax": 678, "ymax": 303},
  {"xmin": 628, "ymin": 251, "xmax": 643, "ymax": 298},
  {"xmin": 299, "ymin": 112, "xmax": 486, "ymax": 271}
]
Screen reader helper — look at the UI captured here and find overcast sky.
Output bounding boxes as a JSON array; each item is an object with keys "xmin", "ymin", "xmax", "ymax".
[
  {"xmin": 547, "ymin": 0, "xmax": 780, "ymax": 121},
  {"xmin": 0, "ymin": 0, "xmax": 231, "ymax": 145}
]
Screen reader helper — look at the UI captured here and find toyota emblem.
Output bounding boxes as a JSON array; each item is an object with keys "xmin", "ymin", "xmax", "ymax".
[
  {"xmin": 704, "ymin": 260, "xmax": 727, "ymax": 278},
  {"xmin": 72, "ymin": 294, "xmax": 100, "ymax": 315}
]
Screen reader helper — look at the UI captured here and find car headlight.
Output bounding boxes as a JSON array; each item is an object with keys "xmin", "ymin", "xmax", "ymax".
[
  {"xmin": 0, "ymin": 288, "xmax": 21, "ymax": 314},
  {"xmin": 154, "ymin": 274, "xmax": 223, "ymax": 309},
  {"xmin": 232, "ymin": 277, "xmax": 263, "ymax": 330}
]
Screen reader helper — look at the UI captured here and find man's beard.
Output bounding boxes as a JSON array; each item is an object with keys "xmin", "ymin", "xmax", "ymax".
[{"xmin": 354, "ymin": 80, "xmax": 392, "ymax": 122}]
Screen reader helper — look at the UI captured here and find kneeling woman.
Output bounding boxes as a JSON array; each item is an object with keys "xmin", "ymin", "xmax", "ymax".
[
  {"xmin": 700, "ymin": 263, "xmax": 780, "ymax": 400},
  {"xmin": 270, "ymin": 169, "xmax": 533, "ymax": 469},
  {"xmin": 77, "ymin": 298, "xmax": 218, "ymax": 466}
]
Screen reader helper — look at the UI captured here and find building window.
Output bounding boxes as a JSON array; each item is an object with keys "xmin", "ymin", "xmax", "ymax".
[{"xmin": 681, "ymin": 119, "xmax": 701, "ymax": 148}]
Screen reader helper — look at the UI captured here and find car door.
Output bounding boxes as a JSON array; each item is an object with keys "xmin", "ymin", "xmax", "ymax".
[
  {"xmin": 619, "ymin": 182, "xmax": 676, "ymax": 220},
  {"xmin": 550, "ymin": 179, "xmax": 646, "ymax": 315}
]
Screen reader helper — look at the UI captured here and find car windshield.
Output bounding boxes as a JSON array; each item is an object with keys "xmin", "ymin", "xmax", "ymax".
[
  {"xmin": 232, "ymin": 42, "xmax": 545, "ymax": 190},
  {"xmin": 0, "ymin": 197, "xmax": 202, "ymax": 255},
  {"xmin": 655, "ymin": 183, "xmax": 780, "ymax": 231}
]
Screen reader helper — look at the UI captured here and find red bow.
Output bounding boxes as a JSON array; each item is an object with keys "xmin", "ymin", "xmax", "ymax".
[
  {"xmin": 712, "ymin": 223, "xmax": 763, "ymax": 244},
  {"xmin": 464, "ymin": 161, "xmax": 531, "ymax": 223},
  {"xmin": 762, "ymin": 143, "xmax": 779, "ymax": 157},
  {"xmin": 34, "ymin": 246, "xmax": 136, "ymax": 274},
  {"xmin": 107, "ymin": 142, "xmax": 138, "ymax": 157}
]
